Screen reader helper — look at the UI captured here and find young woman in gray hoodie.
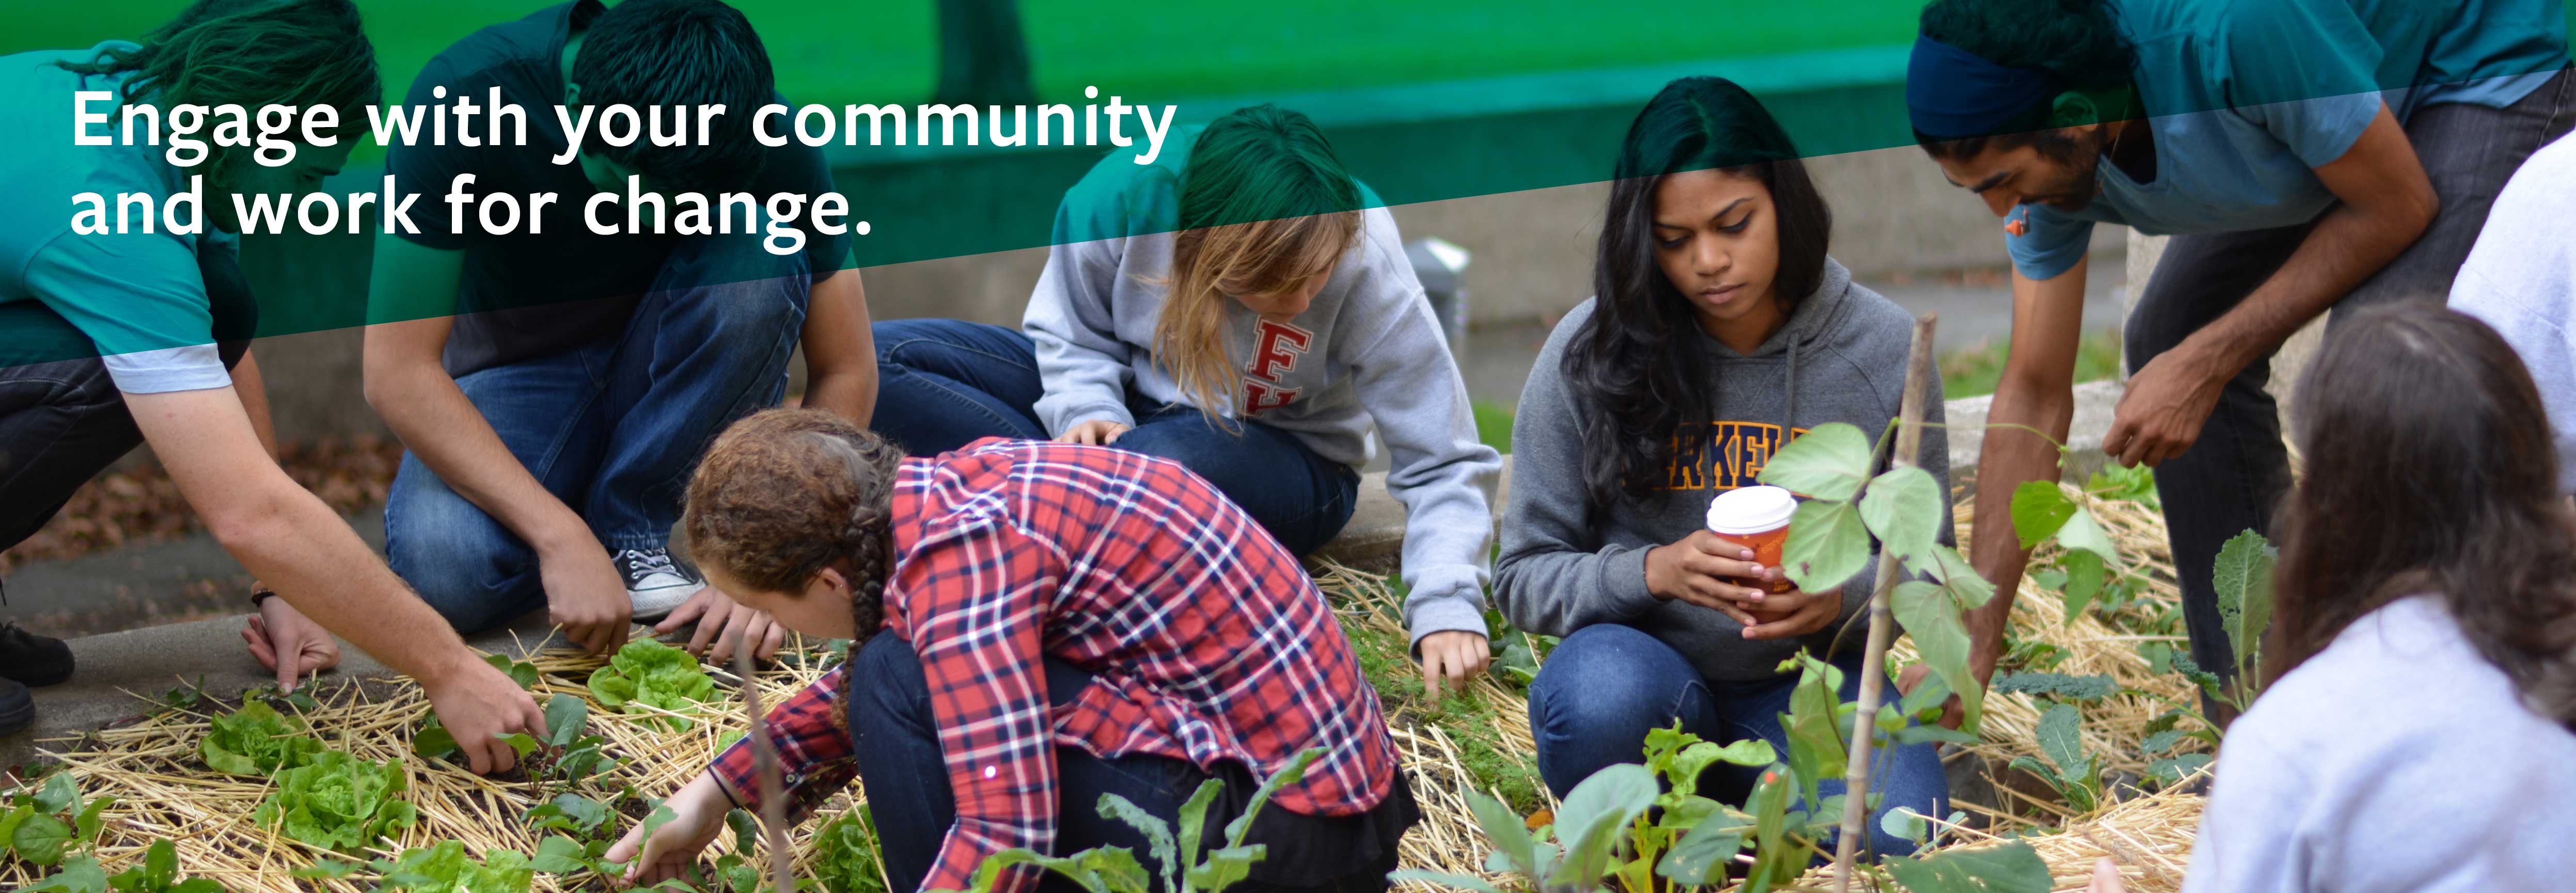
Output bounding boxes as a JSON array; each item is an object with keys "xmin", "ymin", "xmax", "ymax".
[
  {"xmin": 1494, "ymin": 76, "xmax": 1951, "ymax": 858},
  {"xmin": 868, "ymin": 105, "xmax": 1503, "ymax": 693}
]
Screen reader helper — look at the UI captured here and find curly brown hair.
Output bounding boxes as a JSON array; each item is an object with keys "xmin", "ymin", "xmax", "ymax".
[{"xmin": 684, "ymin": 409, "xmax": 902, "ymax": 725}]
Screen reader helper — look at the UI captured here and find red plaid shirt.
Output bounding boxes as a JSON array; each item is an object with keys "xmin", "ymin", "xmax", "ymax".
[{"xmin": 710, "ymin": 438, "xmax": 1397, "ymax": 892}]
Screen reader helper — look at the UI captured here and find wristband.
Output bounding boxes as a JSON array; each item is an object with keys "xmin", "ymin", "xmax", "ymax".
[{"xmin": 250, "ymin": 587, "xmax": 278, "ymax": 607}]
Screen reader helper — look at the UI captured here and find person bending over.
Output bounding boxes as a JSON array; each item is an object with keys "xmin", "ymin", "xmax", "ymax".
[{"xmin": 607, "ymin": 410, "xmax": 1416, "ymax": 891}]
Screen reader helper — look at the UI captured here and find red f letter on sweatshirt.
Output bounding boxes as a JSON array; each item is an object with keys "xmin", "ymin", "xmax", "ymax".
[{"xmin": 1242, "ymin": 319, "xmax": 1313, "ymax": 417}]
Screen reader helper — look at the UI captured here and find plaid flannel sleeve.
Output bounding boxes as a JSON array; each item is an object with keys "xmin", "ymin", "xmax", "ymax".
[
  {"xmin": 710, "ymin": 666, "xmax": 853, "ymax": 823},
  {"xmin": 903, "ymin": 518, "xmax": 1063, "ymax": 893}
]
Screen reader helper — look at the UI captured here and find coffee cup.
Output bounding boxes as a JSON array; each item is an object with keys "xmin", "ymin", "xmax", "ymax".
[{"xmin": 1705, "ymin": 485, "xmax": 1797, "ymax": 594}]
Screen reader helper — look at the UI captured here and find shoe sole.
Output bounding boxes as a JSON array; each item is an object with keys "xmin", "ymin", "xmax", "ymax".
[
  {"xmin": 0, "ymin": 687, "xmax": 32, "ymax": 737},
  {"xmin": 9, "ymin": 664, "xmax": 73, "ymax": 688}
]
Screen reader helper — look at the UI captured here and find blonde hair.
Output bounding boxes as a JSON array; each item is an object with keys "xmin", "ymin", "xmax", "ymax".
[
  {"xmin": 1141, "ymin": 104, "xmax": 1366, "ymax": 425},
  {"xmin": 1153, "ymin": 212, "xmax": 1360, "ymax": 421}
]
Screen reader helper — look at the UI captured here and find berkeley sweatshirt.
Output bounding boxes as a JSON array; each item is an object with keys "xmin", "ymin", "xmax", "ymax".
[
  {"xmin": 1023, "ymin": 131, "xmax": 1502, "ymax": 647},
  {"xmin": 2451, "ymin": 130, "xmax": 2576, "ymax": 497},
  {"xmin": 1494, "ymin": 258, "xmax": 1951, "ymax": 681}
]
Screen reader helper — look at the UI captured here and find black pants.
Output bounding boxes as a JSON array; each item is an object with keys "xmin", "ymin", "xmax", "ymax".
[
  {"xmin": 0, "ymin": 246, "xmax": 254, "ymax": 555},
  {"xmin": 2131, "ymin": 72, "xmax": 2576, "ymax": 693},
  {"xmin": 843, "ymin": 632, "xmax": 1415, "ymax": 893}
]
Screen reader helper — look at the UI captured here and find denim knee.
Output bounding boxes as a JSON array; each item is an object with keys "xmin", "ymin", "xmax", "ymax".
[
  {"xmin": 383, "ymin": 460, "xmax": 542, "ymax": 632},
  {"xmin": 843, "ymin": 631, "xmax": 936, "ymax": 740},
  {"xmin": 1111, "ymin": 416, "xmax": 1239, "ymax": 476},
  {"xmin": 1527, "ymin": 624, "xmax": 1708, "ymax": 796}
]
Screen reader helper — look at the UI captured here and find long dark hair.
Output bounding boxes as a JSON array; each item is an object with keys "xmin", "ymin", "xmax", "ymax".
[
  {"xmin": 2268, "ymin": 304, "xmax": 2576, "ymax": 729},
  {"xmin": 57, "ymin": 0, "xmax": 379, "ymax": 191},
  {"xmin": 1566, "ymin": 76, "xmax": 1832, "ymax": 509}
]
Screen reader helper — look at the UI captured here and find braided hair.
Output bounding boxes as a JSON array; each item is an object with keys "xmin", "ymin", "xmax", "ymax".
[{"xmin": 682, "ymin": 408, "xmax": 903, "ymax": 733}]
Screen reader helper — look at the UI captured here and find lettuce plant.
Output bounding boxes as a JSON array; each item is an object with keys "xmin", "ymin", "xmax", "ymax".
[
  {"xmin": 251, "ymin": 750, "xmax": 417, "ymax": 852},
  {"xmin": 200, "ymin": 701, "xmax": 323, "ymax": 777},
  {"xmin": 3, "ymin": 772, "xmax": 114, "ymax": 868},
  {"xmin": 377, "ymin": 841, "xmax": 535, "ymax": 893},
  {"xmin": 812, "ymin": 807, "xmax": 889, "ymax": 893},
  {"xmin": 588, "ymin": 639, "xmax": 717, "ymax": 732}
]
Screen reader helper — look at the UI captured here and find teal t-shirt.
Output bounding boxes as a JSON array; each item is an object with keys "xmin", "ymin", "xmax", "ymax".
[
  {"xmin": 1, "ymin": 43, "xmax": 237, "ymax": 393},
  {"xmin": 2009, "ymin": 0, "xmax": 2570, "ymax": 280}
]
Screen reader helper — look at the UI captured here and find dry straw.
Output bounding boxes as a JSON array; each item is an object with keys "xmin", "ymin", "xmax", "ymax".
[{"xmin": 6, "ymin": 485, "xmax": 2203, "ymax": 891}]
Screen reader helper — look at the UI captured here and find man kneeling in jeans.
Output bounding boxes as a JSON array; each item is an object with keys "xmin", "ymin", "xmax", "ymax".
[{"xmin": 362, "ymin": 0, "xmax": 877, "ymax": 657}]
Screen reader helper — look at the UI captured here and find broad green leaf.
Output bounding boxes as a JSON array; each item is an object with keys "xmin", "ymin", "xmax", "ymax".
[
  {"xmin": 1857, "ymin": 465, "xmax": 1945, "ymax": 562},
  {"xmin": 290, "ymin": 859, "xmax": 366, "ymax": 880},
  {"xmin": 1881, "ymin": 807, "xmax": 1929, "ymax": 847},
  {"xmin": 1781, "ymin": 500, "xmax": 1870, "ymax": 591},
  {"xmin": 1898, "ymin": 669, "xmax": 1953, "ymax": 717},
  {"xmin": 200, "ymin": 742, "xmax": 261, "ymax": 777},
  {"xmin": 414, "ymin": 723, "xmax": 460, "ymax": 760},
  {"xmin": 530, "ymin": 836, "xmax": 590, "ymax": 874},
  {"xmin": 26, "ymin": 855, "xmax": 107, "ymax": 893},
  {"xmin": 2058, "ymin": 550, "xmax": 2106, "ymax": 624},
  {"xmin": 2036, "ymin": 703, "xmax": 2088, "ymax": 783},
  {"xmin": 1892, "ymin": 581, "xmax": 1985, "ymax": 732},
  {"xmin": 73, "ymin": 795, "xmax": 113, "ymax": 843},
  {"xmin": 543, "ymin": 695, "xmax": 590, "ymax": 748},
  {"xmin": 1544, "ymin": 763, "xmax": 1657, "ymax": 887},
  {"xmin": 1709, "ymin": 738, "xmax": 1777, "ymax": 767},
  {"xmin": 1172, "ymin": 778, "xmax": 1224, "ymax": 881},
  {"xmin": 2149, "ymin": 754, "xmax": 2214, "ymax": 786},
  {"xmin": 1184, "ymin": 844, "xmax": 1265, "ymax": 893},
  {"xmin": 641, "ymin": 805, "xmax": 679, "ymax": 842},
  {"xmin": 143, "ymin": 839, "xmax": 179, "ymax": 891},
  {"xmin": 725, "ymin": 809, "xmax": 761, "ymax": 854},
  {"xmin": 493, "ymin": 732, "xmax": 541, "ymax": 759},
  {"xmin": 14, "ymin": 812, "xmax": 74, "ymax": 866},
  {"xmin": 170, "ymin": 881, "xmax": 224, "ymax": 893},
  {"xmin": 1384, "ymin": 870, "xmax": 1502, "ymax": 893},
  {"xmin": 2214, "ymin": 530, "xmax": 2277, "ymax": 678},
  {"xmin": 1219, "ymin": 748, "xmax": 1322, "ymax": 847},
  {"xmin": 2141, "ymin": 729, "xmax": 2188, "ymax": 756},
  {"xmin": 541, "ymin": 794, "xmax": 611, "ymax": 836},
  {"xmin": 1743, "ymin": 767, "xmax": 1798, "ymax": 892},
  {"xmin": 2054, "ymin": 505, "xmax": 2125, "ymax": 570},
  {"xmin": 1756, "ymin": 422, "xmax": 1874, "ymax": 501},
  {"xmin": 1990, "ymin": 672, "xmax": 2121, "ymax": 702},
  {"xmin": 1462, "ymin": 791, "xmax": 1537, "ymax": 879},
  {"xmin": 1780, "ymin": 656, "xmax": 1847, "ymax": 808},
  {"xmin": 35, "ymin": 772, "xmax": 79, "ymax": 815},
  {"xmin": 0, "ymin": 804, "xmax": 34, "ymax": 844},
  {"xmin": 1882, "ymin": 840, "xmax": 2053, "ymax": 893},
  {"xmin": 486, "ymin": 654, "xmax": 542, "ymax": 690},
  {"xmin": 1653, "ymin": 821, "xmax": 1743, "ymax": 885},
  {"xmin": 2008, "ymin": 481, "xmax": 2077, "ymax": 550}
]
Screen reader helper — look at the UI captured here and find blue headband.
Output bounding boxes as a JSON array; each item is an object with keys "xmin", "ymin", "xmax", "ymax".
[{"xmin": 1907, "ymin": 35, "xmax": 2065, "ymax": 139}]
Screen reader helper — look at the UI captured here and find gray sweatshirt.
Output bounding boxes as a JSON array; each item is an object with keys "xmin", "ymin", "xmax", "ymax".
[
  {"xmin": 2182, "ymin": 596, "xmax": 2576, "ymax": 892},
  {"xmin": 1023, "ymin": 134, "xmax": 1502, "ymax": 647},
  {"xmin": 2451, "ymin": 131, "xmax": 2576, "ymax": 497},
  {"xmin": 1494, "ymin": 259, "xmax": 1951, "ymax": 681}
]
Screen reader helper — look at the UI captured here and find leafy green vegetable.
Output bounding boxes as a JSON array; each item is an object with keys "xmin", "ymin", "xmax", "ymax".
[
  {"xmin": 1882, "ymin": 840, "xmax": 2053, "ymax": 893},
  {"xmin": 587, "ymin": 639, "xmax": 717, "ymax": 731},
  {"xmin": 1780, "ymin": 500, "xmax": 1870, "ymax": 591},
  {"xmin": 2213, "ymin": 530, "xmax": 2277, "ymax": 681},
  {"xmin": 1990, "ymin": 672, "xmax": 2122, "ymax": 702},
  {"xmin": 201, "ymin": 701, "xmax": 323, "ymax": 776},
  {"xmin": 26, "ymin": 854, "xmax": 109, "ymax": 893},
  {"xmin": 376, "ymin": 841, "xmax": 535, "ymax": 893},
  {"xmin": 105, "ymin": 840, "xmax": 226, "ymax": 893},
  {"xmin": 813, "ymin": 807, "xmax": 890, "ymax": 893},
  {"xmin": 251, "ymin": 750, "xmax": 417, "ymax": 852},
  {"xmin": 1757, "ymin": 422, "xmax": 1874, "ymax": 501}
]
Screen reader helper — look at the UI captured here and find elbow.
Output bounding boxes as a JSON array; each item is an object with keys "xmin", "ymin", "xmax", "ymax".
[{"xmin": 204, "ymin": 492, "xmax": 291, "ymax": 558}]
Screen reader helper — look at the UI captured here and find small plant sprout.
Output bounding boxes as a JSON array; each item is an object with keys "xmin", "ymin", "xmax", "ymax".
[
  {"xmin": 935, "ymin": 748, "xmax": 1326, "ymax": 893},
  {"xmin": 2, "ymin": 771, "xmax": 115, "ymax": 868}
]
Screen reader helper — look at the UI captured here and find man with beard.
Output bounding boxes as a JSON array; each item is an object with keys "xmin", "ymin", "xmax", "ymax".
[{"xmin": 1898, "ymin": 0, "xmax": 2571, "ymax": 724}]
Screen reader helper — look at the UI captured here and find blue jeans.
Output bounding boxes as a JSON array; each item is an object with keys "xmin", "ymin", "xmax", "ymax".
[
  {"xmin": 1527, "ymin": 624, "xmax": 1948, "ymax": 860},
  {"xmin": 870, "ymin": 318, "xmax": 1360, "ymax": 555},
  {"xmin": 844, "ymin": 632, "xmax": 1404, "ymax": 893},
  {"xmin": 383, "ymin": 234, "xmax": 809, "ymax": 632}
]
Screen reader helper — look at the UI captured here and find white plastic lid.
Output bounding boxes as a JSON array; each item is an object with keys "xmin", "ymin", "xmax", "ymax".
[{"xmin": 1706, "ymin": 485, "xmax": 1798, "ymax": 534}]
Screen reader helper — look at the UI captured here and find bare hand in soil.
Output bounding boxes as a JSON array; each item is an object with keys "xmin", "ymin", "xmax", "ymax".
[
  {"xmin": 1056, "ymin": 419, "xmax": 1130, "ymax": 445},
  {"xmin": 426, "ymin": 657, "xmax": 550, "ymax": 775},
  {"xmin": 1895, "ymin": 664, "xmax": 1967, "ymax": 731},
  {"xmin": 658, "ymin": 586, "xmax": 786, "ymax": 664},
  {"xmin": 610, "ymin": 773, "xmax": 731, "ymax": 887},
  {"xmin": 545, "ymin": 541, "xmax": 635, "ymax": 654},
  {"xmin": 1738, "ymin": 589, "xmax": 1841, "ymax": 640},
  {"xmin": 1418, "ymin": 630, "xmax": 1490, "ymax": 697},
  {"xmin": 242, "ymin": 596, "xmax": 340, "ymax": 692},
  {"xmin": 1646, "ymin": 532, "xmax": 1777, "ymax": 617}
]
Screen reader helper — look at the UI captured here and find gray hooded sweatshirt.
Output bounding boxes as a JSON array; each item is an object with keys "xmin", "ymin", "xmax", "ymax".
[
  {"xmin": 1494, "ymin": 258, "xmax": 1952, "ymax": 681},
  {"xmin": 1023, "ymin": 132, "xmax": 1502, "ymax": 647}
]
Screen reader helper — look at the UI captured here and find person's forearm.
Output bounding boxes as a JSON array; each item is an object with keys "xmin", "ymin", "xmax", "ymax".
[
  {"xmin": 2181, "ymin": 194, "xmax": 2432, "ymax": 380},
  {"xmin": 801, "ymin": 366, "xmax": 877, "ymax": 428},
  {"xmin": 232, "ymin": 350, "xmax": 279, "ymax": 461},
  {"xmin": 1964, "ymin": 380, "xmax": 2076, "ymax": 679},
  {"xmin": 366, "ymin": 364, "xmax": 588, "ymax": 552}
]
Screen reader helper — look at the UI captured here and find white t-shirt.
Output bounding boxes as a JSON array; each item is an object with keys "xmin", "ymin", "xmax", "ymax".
[
  {"xmin": 2451, "ymin": 131, "xmax": 2576, "ymax": 496},
  {"xmin": 2181, "ymin": 595, "xmax": 2576, "ymax": 892}
]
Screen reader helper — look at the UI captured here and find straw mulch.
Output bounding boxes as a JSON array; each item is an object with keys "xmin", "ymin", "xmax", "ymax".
[
  {"xmin": 6, "ymin": 483, "xmax": 2205, "ymax": 891},
  {"xmin": 0, "ymin": 635, "xmax": 881, "ymax": 893}
]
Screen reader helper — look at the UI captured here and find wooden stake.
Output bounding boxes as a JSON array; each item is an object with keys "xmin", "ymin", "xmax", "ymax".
[
  {"xmin": 1833, "ymin": 312, "xmax": 1939, "ymax": 892},
  {"xmin": 735, "ymin": 637, "xmax": 798, "ymax": 893}
]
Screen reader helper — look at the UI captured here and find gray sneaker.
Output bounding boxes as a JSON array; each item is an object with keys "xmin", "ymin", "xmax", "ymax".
[{"xmin": 613, "ymin": 549, "xmax": 700, "ymax": 620}]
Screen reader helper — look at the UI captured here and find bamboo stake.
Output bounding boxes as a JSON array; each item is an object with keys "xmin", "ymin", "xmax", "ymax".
[
  {"xmin": 734, "ymin": 636, "xmax": 798, "ymax": 893},
  {"xmin": 1832, "ymin": 312, "xmax": 1939, "ymax": 893}
]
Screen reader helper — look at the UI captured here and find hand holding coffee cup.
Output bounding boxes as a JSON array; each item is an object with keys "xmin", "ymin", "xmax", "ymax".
[{"xmin": 1644, "ymin": 485, "xmax": 1794, "ymax": 620}]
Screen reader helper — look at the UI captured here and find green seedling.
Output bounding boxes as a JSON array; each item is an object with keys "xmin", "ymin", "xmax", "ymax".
[
  {"xmin": 932, "ymin": 749, "xmax": 1325, "ymax": 893},
  {"xmin": 250, "ymin": 750, "xmax": 416, "ymax": 853},
  {"xmin": 812, "ymin": 806, "xmax": 890, "ymax": 893},
  {"xmin": 589, "ymin": 639, "xmax": 718, "ymax": 732},
  {"xmin": 2, "ymin": 772, "xmax": 115, "ymax": 867}
]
